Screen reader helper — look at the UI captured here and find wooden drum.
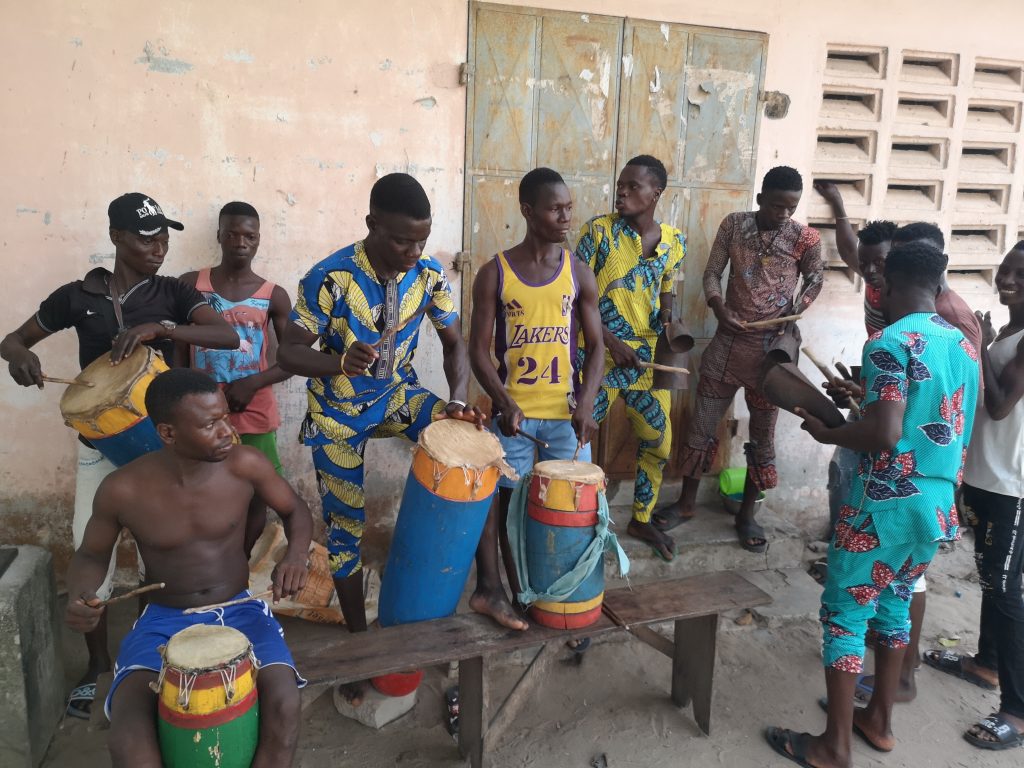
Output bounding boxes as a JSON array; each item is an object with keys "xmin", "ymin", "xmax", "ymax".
[
  {"xmin": 155, "ymin": 625, "xmax": 259, "ymax": 768},
  {"xmin": 60, "ymin": 346, "xmax": 168, "ymax": 465},
  {"xmin": 524, "ymin": 460, "xmax": 607, "ymax": 629}
]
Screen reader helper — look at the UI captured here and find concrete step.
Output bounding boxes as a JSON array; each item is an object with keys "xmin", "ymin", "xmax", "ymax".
[{"xmin": 605, "ymin": 501, "xmax": 808, "ymax": 584}]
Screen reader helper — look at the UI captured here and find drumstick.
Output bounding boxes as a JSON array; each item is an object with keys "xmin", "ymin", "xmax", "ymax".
[
  {"xmin": 373, "ymin": 301, "xmax": 436, "ymax": 348},
  {"xmin": 638, "ymin": 362, "xmax": 689, "ymax": 374},
  {"xmin": 742, "ymin": 313, "xmax": 803, "ymax": 330},
  {"xmin": 42, "ymin": 375, "xmax": 95, "ymax": 387},
  {"xmin": 803, "ymin": 347, "xmax": 862, "ymax": 417},
  {"xmin": 182, "ymin": 589, "xmax": 275, "ymax": 615},
  {"xmin": 602, "ymin": 602, "xmax": 630, "ymax": 630},
  {"xmin": 572, "ymin": 444, "xmax": 581, "ymax": 462},
  {"xmin": 516, "ymin": 428, "xmax": 549, "ymax": 449},
  {"xmin": 98, "ymin": 582, "xmax": 165, "ymax": 607}
]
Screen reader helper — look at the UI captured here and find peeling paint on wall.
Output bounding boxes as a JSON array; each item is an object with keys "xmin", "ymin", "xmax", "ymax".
[
  {"xmin": 224, "ymin": 49, "xmax": 254, "ymax": 63},
  {"xmin": 414, "ymin": 96, "xmax": 437, "ymax": 109},
  {"xmin": 135, "ymin": 41, "xmax": 193, "ymax": 74}
]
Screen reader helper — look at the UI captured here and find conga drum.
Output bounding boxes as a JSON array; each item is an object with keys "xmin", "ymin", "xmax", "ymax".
[
  {"xmin": 524, "ymin": 460, "xmax": 607, "ymax": 630},
  {"xmin": 155, "ymin": 625, "xmax": 259, "ymax": 768},
  {"xmin": 60, "ymin": 345, "xmax": 168, "ymax": 465},
  {"xmin": 377, "ymin": 418, "xmax": 514, "ymax": 627}
]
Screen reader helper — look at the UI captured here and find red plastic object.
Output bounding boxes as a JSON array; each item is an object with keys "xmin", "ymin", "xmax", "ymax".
[{"xmin": 370, "ymin": 670, "xmax": 424, "ymax": 697}]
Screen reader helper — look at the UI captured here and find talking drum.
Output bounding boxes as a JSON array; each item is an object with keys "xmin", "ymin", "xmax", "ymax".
[
  {"xmin": 60, "ymin": 345, "xmax": 168, "ymax": 466},
  {"xmin": 155, "ymin": 625, "xmax": 259, "ymax": 768},
  {"xmin": 378, "ymin": 418, "xmax": 514, "ymax": 627},
  {"xmin": 524, "ymin": 460, "xmax": 607, "ymax": 629}
]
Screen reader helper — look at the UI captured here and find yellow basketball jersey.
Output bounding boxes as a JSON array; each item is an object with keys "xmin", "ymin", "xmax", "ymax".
[{"xmin": 495, "ymin": 249, "xmax": 578, "ymax": 420}]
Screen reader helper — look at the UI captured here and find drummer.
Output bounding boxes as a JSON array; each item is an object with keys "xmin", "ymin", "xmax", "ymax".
[
  {"xmin": 65, "ymin": 368, "xmax": 311, "ymax": 766},
  {"xmin": 574, "ymin": 155, "xmax": 686, "ymax": 561},
  {"xmin": 468, "ymin": 167, "xmax": 605, "ymax": 602},
  {"xmin": 656, "ymin": 167, "xmax": 823, "ymax": 553},
  {"xmin": 277, "ymin": 173, "xmax": 523, "ymax": 701},
  {"xmin": 0, "ymin": 192, "xmax": 237, "ymax": 720}
]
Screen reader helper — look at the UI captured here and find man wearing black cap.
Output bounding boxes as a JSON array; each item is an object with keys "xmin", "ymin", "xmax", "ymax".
[{"xmin": 0, "ymin": 192, "xmax": 237, "ymax": 719}]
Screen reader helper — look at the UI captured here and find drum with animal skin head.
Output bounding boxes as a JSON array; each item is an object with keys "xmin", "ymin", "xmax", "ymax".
[
  {"xmin": 155, "ymin": 624, "xmax": 259, "ymax": 768},
  {"xmin": 60, "ymin": 345, "xmax": 168, "ymax": 466},
  {"xmin": 525, "ymin": 460, "xmax": 607, "ymax": 629}
]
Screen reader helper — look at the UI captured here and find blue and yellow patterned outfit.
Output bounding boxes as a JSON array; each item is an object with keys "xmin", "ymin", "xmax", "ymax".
[
  {"xmin": 574, "ymin": 213, "xmax": 685, "ymax": 523},
  {"xmin": 290, "ymin": 241, "xmax": 458, "ymax": 577},
  {"xmin": 820, "ymin": 313, "xmax": 977, "ymax": 672}
]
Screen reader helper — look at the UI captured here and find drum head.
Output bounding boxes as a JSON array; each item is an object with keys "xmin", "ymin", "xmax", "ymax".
[
  {"xmin": 533, "ymin": 459, "xmax": 605, "ymax": 484},
  {"xmin": 60, "ymin": 346, "xmax": 158, "ymax": 418},
  {"xmin": 164, "ymin": 624, "xmax": 251, "ymax": 671},
  {"xmin": 420, "ymin": 418, "xmax": 513, "ymax": 475}
]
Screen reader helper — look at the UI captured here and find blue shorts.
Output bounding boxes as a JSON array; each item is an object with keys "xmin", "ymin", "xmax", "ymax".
[
  {"xmin": 105, "ymin": 590, "xmax": 306, "ymax": 720},
  {"xmin": 493, "ymin": 418, "xmax": 591, "ymax": 489}
]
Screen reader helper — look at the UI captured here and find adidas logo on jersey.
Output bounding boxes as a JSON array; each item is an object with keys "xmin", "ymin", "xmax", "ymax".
[{"xmin": 504, "ymin": 299, "xmax": 525, "ymax": 317}]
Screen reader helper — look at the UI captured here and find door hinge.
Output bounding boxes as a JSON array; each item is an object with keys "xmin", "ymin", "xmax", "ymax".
[
  {"xmin": 454, "ymin": 251, "xmax": 472, "ymax": 272},
  {"xmin": 459, "ymin": 62, "xmax": 473, "ymax": 86}
]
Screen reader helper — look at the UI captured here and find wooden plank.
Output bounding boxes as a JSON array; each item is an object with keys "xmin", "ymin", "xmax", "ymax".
[
  {"xmin": 602, "ymin": 571, "xmax": 770, "ymax": 626},
  {"xmin": 291, "ymin": 612, "xmax": 617, "ymax": 686},
  {"xmin": 459, "ymin": 656, "xmax": 486, "ymax": 768},
  {"xmin": 628, "ymin": 624, "xmax": 674, "ymax": 659},
  {"xmin": 484, "ymin": 641, "xmax": 560, "ymax": 751},
  {"xmin": 672, "ymin": 614, "xmax": 719, "ymax": 735}
]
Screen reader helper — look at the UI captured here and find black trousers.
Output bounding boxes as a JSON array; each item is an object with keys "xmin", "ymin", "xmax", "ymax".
[{"xmin": 964, "ymin": 483, "xmax": 1024, "ymax": 718}]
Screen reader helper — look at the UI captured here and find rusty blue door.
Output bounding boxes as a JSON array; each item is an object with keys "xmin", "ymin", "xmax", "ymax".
[{"xmin": 464, "ymin": 3, "xmax": 767, "ymax": 481}]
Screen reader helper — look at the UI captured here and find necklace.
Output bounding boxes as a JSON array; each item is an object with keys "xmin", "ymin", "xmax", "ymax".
[{"xmin": 756, "ymin": 225, "xmax": 783, "ymax": 263}]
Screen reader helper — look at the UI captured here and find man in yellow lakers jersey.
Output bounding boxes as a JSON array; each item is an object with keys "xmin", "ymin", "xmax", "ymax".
[
  {"xmin": 470, "ymin": 167, "xmax": 605, "ymax": 604},
  {"xmin": 575, "ymin": 155, "xmax": 686, "ymax": 561}
]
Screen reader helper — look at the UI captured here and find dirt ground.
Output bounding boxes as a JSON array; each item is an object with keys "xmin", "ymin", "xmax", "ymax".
[{"xmin": 42, "ymin": 533, "xmax": 1021, "ymax": 768}]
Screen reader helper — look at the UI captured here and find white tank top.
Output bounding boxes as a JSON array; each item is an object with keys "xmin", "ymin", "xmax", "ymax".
[{"xmin": 964, "ymin": 327, "xmax": 1024, "ymax": 497}]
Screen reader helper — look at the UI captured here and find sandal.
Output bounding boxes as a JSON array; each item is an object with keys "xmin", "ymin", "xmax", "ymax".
[
  {"xmin": 736, "ymin": 519, "xmax": 767, "ymax": 554},
  {"xmin": 764, "ymin": 726, "xmax": 815, "ymax": 767},
  {"xmin": 65, "ymin": 682, "xmax": 96, "ymax": 720},
  {"xmin": 651, "ymin": 507, "xmax": 694, "ymax": 532},
  {"xmin": 964, "ymin": 713, "xmax": 1024, "ymax": 751},
  {"xmin": 923, "ymin": 650, "xmax": 997, "ymax": 690},
  {"xmin": 444, "ymin": 685, "xmax": 459, "ymax": 740}
]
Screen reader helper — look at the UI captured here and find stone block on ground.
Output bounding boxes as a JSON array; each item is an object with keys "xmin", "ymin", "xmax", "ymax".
[
  {"xmin": 0, "ymin": 546, "xmax": 66, "ymax": 768},
  {"xmin": 333, "ymin": 683, "xmax": 416, "ymax": 729},
  {"xmin": 742, "ymin": 568, "xmax": 823, "ymax": 628}
]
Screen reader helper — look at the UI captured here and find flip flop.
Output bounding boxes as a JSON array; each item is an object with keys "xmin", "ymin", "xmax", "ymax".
[
  {"xmin": 736, "ymin": 519, "xmax": 767, "ymax": 554},
  {"xmin": 815, "ymin": 698, "xmax": 890, "ymax": 752},
  {"xmin": 444, "ymin": 685, "xmax": 459, "ymax": 739},
  {"xmin": 764, "ymin": 726, "xmax": 815, "ymax": 767},
  {"xmin": 964, "ymin": 713, "xmax": 1024, "ymax": 751},
  {"xmin": 651, "ymin": 507, "xmax": 694, "ymax": 532},
  {"xmin": 923, "ymin": 650, "xmax": 998, "ymax": 690},
  {"xmin": 65, "ymin": 683, "xmax": 96, "ymax": 720}
]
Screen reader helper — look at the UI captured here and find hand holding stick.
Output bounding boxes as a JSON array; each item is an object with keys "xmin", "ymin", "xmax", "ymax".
[{"xmin": 803, "ymin": 347, "xmax": 861, "ymax": 417}]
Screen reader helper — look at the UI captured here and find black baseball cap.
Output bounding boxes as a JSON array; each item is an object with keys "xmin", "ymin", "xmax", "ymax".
[{"xmin": 108, "ymin": 193, "xmax": 184, "ymax": 236}]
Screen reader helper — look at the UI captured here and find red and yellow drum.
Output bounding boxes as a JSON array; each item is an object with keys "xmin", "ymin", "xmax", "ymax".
[
  {"xmin": 525, "ymin": 460, "xmax": 607, "ymax": 629},
  {"xmin": 155, "ymin": 625, "xmax": 259, "ymax": 768},
  {"xmin": 60, "ymin": 345, "xmax": 168, "ymax": 466}
]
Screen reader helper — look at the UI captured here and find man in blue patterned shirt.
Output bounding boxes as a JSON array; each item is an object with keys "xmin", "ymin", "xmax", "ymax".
[{"xmin": 766, "ymin": 241, "xmax": 977, "ymax": 766}]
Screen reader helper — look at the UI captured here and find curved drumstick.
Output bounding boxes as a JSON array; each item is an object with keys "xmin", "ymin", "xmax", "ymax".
[
  {"xmin": 373, "ymin": 300, "xmax": 436, "ymax": 349},
  {"xmin": 183, "ymin": 589, "xmax": 275, "ymax": 614},
  {"xmin": 42, "ymin": 375, "xmax": 95, "ymax": 388},
  {"xmin": 803, "ymin": 347, "xmax": 861, "ymax": 417},
  {"xmin": 743, "ymin": 313, "xmax": 803, "ymax": 330},
  {"xmin": 98, "ymin": 582, "xmax": 165, "ymax": 606}
]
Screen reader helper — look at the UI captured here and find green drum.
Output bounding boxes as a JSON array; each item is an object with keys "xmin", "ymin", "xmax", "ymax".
[{"xmin": 156, "ymin": 625, "xmax": 259, "ymax": 767}]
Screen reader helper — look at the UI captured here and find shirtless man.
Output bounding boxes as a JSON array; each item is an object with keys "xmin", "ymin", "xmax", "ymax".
[{"xmin": 66, "ymin": 368, "xmax": 312, "ymax": 768}]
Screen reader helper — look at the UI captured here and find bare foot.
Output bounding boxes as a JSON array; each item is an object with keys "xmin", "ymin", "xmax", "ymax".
[
  {"xmin": 854, "ymin": 672, "xmax": 917, "ymax": 703},
  {"xmin": 469, "ymin": 587, "xmax": 528, "ymax": 631},
  {"xmin": 627, "ymin": 519, "xmax": 675, "ymax": 561},
  {"xmin": 852, "ymin": 707, "xmax": 896, "ymax": 752},
  {"xmin": 337, "ymin": 681, "xmax": 367, "ymax": 707}
]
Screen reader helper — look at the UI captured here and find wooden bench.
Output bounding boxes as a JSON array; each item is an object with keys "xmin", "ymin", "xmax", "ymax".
[{"xmin": 289, "ymin": 571, "xmax": 771, "ymax": 768}]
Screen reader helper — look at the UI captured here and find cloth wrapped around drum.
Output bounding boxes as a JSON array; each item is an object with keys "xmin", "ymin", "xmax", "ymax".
[{"xmin": 507, "ymin": 460, "xmax": 630, "ymax": 630}]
